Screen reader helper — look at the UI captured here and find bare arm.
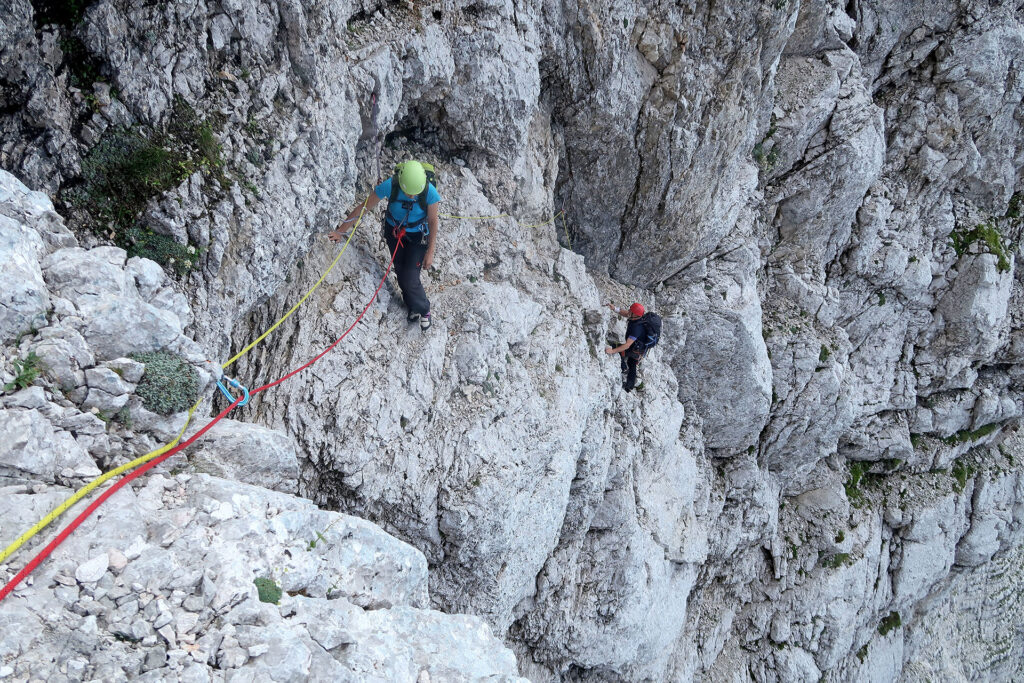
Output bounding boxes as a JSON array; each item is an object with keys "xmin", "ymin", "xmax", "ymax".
[
  {"xmin": 605, "ymin": 337, "xmax": 635, "ymax": 355},
  {"xmin": 328, "ymin": 192, "xmax": 381, "ymax": 243},
  {"xmin": 605, "ymin": 302, "xmax": 628, "ymax": 318},
  {"xmin": 423, "ymin": 202, "xmax": 439, "ymax": 269}
]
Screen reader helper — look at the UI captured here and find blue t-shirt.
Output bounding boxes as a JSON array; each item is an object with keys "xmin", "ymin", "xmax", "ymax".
[
  {"xmin": 374, "ymin": 178, "xmax": 441, "ymax": 233},
  {"xmin": 626, "ymin": 318, "xmax": 645, "ymax": 343}
]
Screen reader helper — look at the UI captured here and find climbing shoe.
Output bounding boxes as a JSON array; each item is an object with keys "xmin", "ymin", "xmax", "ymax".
[
  {"xmin": 407, "ymin": 312, "xmax": 421, "ymax": 324},
  {"xmin": 420, "ymin": 312, "xmax": 431, "ymax": 331}
]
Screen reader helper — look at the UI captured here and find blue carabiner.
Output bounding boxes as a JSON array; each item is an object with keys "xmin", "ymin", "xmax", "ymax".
[{"xmin": 217, "ymin": 376, "xmax": 250, "ymax": 406}]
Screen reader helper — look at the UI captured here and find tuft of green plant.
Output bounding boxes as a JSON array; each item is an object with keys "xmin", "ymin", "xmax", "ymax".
[
  {"xmin": 818, "ymin": 345, "xmax": 831, "ymax": 363},
  {"xmin": 114, "ymin": 405, "xmax": 133, "ymax": 429},
  {"xmin": 753, "ymin": 141, "xmax": 779, "ymax": 173},
  {"xmin": 307, "ymin": 531, "xmax": 328, "ymax": 551},
  {"xmin": 943, "ymin": 422, "xmax": 1000, "ymax": 446},
  {"xmin": 131, "ymin": 351, "xmax": 199, "ymax": 415},
  {"xmin": 122, "ymin": 227, "xmax": 200, "ymax": 275},
  {"xmin": 877, "ymin": 610, "xmax": 901, "ymax": 636},
  {"xmin": 819, "ymin": 552, "xmax": 851, "ymax": 569},
  {"xmin": 950, "ymin": 222, "xmax": 1011, "ymax": 273},
  {"xmin": 4, "ymin": 352, "xmax": 43, "ymax": 392},
  {"xmin": 845, "ymin": 461, "xmax": 868, "ymax": 507},
  {"xmin": 951, "ymin": 461, "xmax": 974, "ymax": 493},
  {"xmin": 61, "ymin": 96, "xmax": 231, "ymax": 274},
  {"xmin": 70, "ymin": 127, "xmax": 185, "ymax": 214},
  {"xmin": 254, "ymin": 576, "xmax": 282, "ymax": 604},
  {"xmin": 877, "ymin": 292, "xmax": 886, "ymax": 306},
  {"xmin": 857, "ymin": 644, "xmax": 869, "ymax": 663},
  {"xmin": 835, "ymin": 530, "xmax": 845, "ymax": 543}
]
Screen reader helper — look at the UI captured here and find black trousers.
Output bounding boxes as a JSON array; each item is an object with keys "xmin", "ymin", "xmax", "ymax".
[
  {"xmin": 385, "ymin": 225, "xmax": 430, "ymax": 316},
  {"xmin": 620, "ymin": 350, "xmax": 642, "ymax": 392}
]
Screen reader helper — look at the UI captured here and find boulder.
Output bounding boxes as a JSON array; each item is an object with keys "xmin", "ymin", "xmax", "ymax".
[
  {"xmin": 0, "ymin": 215, "xmax": 49, "ymax": 343},
  {"xmin": 187, "ymin": 420, "xmax": 300, "ymax": 495}
]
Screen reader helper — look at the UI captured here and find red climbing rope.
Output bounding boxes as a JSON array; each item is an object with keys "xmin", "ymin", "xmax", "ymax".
[
  {"xmin": 252, "ymin": 229, "xmax": 404, "ymax": 396},
  {"xmin": 0, "ymin": 234, "xmax": 404, "ymax": 604},
  {"xmin": 0, "ymin": 399, "xmax": 240, "ymax": 603}
]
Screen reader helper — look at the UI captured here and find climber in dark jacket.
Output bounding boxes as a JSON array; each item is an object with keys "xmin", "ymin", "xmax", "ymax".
[{"xmin": 605, "ymin": 302, "xmax": 659, "ymax": 392}]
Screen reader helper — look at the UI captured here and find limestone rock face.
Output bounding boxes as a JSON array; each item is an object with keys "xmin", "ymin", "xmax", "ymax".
[
  {"xmin": 0, "ymin": 214, "xmax": 49, "ymax": 342},
  {"xmin": 187, "ymin": 418, "xmax": 300, "ymax": 494},
  {"xmin": 1, "ymin": 0, "xmax": 1023, "ymax": 681},
  {"xmin": 0, "ymin": 474, "xmax": 524, "ymax": 681}
]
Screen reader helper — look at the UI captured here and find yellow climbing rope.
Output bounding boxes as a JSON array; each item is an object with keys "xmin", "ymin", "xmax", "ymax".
[
  {"xmin": 0, "ymin": 398, "xmax": 203, "ymax": 565},
  {"xmin": 222, "ymin": 204, "xmax": 367, "ymax": 369},
  {"xmin": 0, "ymin": 207, "xmax": 371, "ymax": 565},
  {"xmin": 1, "ymin": 201, "xmax": 571, "ymax": 567}
]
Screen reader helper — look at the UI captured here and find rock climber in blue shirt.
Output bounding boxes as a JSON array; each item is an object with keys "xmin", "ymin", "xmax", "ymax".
[{"xmin": 329, "ymin": 161, "xmax": 440, "ymax": 330}]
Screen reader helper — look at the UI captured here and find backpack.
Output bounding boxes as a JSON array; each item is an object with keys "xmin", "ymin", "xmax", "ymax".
[
  {"xmin": 637, "ymin": 313, "xmax": 662, "ymax": 351},
  {"xmin": 388, "ymin": 161, "xmax": 437, "ymax": 216}
]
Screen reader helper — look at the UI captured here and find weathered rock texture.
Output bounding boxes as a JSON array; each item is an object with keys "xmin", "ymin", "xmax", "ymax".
[{"xmin": 1, "ymin": 0, "xmax": 1023, "ymax": 681}]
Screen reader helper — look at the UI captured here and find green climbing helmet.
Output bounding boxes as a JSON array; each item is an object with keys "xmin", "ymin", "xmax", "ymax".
[{"xmin": 397, "ymin": 160, "xmax": 427, "ymax": 196}]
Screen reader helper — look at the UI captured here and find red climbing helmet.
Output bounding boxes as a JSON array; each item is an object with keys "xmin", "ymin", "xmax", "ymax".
[{"xmin": 629, "ymin": 303, "xmax": 645, "ymax": 317}]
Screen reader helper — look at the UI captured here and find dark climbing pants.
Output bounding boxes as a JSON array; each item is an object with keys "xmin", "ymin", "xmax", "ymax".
[
  {"xmin": 620, "ymin": 350, "xmax": 641, "ymax": 392},
  {"xmin": 385, "ymin": 226, "xmax": 430, "ymax": 317}
]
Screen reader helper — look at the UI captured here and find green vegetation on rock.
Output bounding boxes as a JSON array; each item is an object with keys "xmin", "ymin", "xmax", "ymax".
[
  {"xmin": 845, "ymin": 461, "xmax": 868, "ymax": 507},
  {"xmin": 951, "ymin": 461, "xmax": 975, "ymax": 493},
  {"xmin": 877, "ymin": 610, "xmax": 901, "ymax": 636},
  {"xmin": 950, "ymin": 222, "xmax": 1011, "ymax": 273},
  {"xmin": 61, "ymin": 98, "xmax": 224, "ymax": 274},
  {"xmin": 819, "ymin": 552, "xmax": 851, "ymax": 569},
  {"xmin": 943, "ymin": 422, "xmax": 1000, "ymax": 446},
  {"xmin": 254, "ymin": 576, "xmax": 282, "ymax": 605},
  {"xmin": 4, "ymin": 351, "xmax": 43, "ymax": 392},
  {"xmin": 131, "ymin": 351, "xmax": 199, "ymax": 415}
]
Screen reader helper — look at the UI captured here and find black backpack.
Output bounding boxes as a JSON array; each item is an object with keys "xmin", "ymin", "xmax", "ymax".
[
  {"xmin": 637, "ymin": 313, "xmax": 662, "ymax": 351},
  {"xmin": 388, "ymin": 161, "xmax": 437, "ymax": 215}
]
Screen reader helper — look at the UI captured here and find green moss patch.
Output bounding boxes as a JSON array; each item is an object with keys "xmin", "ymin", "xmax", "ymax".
[
  {"xmin": 819, "ymin": 552, "xmax": 851, "ymax": 569},
  {"xmin": 943, "ymin": 422, "xmax": 1000, "ymax": 447},
  {"xmin": 131, "ymin": 351, "xmax": 199, "ymax": 415},
  {"xmin": 845, "ymin": 461, "xmax": 868, "ymax": 507},
  {"xmin": 254, "ymin": 576, "xmax": 282, "ymax": 605},
  {"xmin": 951, "ymin": 461, "xmax": 975, "ymax": 493},
  {"xmin": 877, "ymin": 610, "xmax": 901, "ymax": 636},
  {"xmin": 950, "ymin": 222, "xmax": 1011, "ymax": 273},
  {"xmin": 61, "ymin": 98, "xmax": 225, "ymax": 274}
]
